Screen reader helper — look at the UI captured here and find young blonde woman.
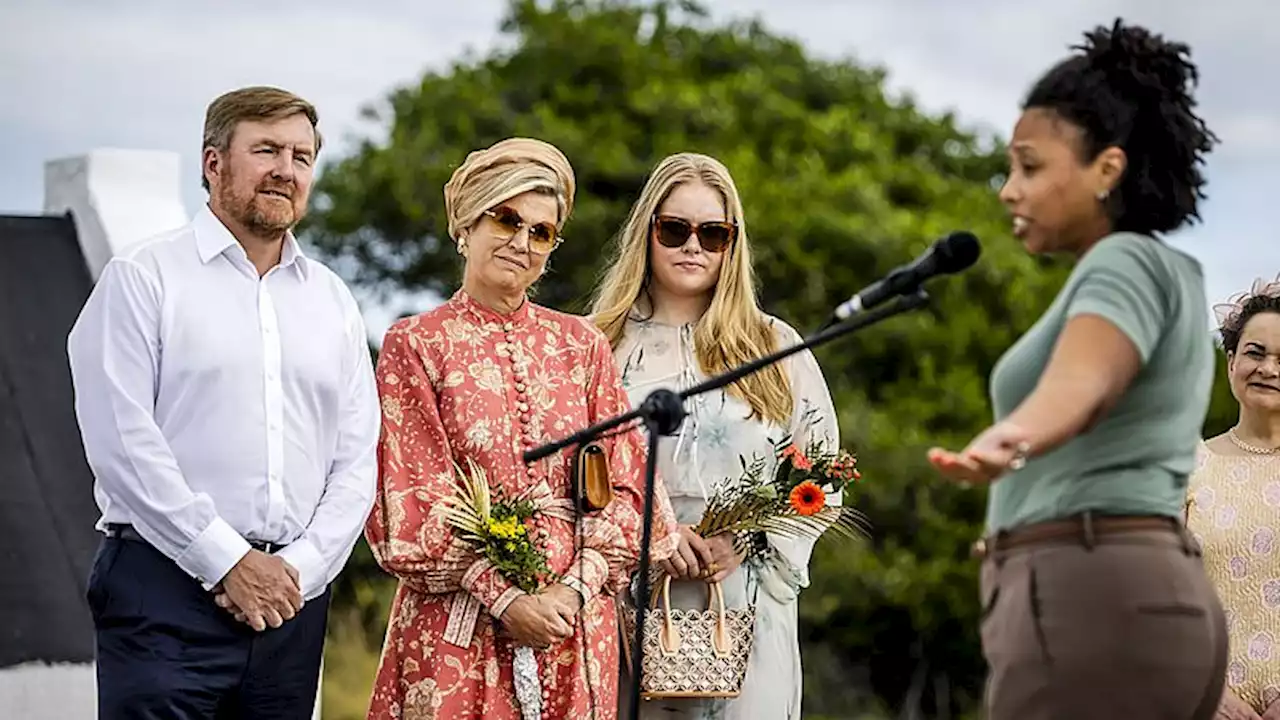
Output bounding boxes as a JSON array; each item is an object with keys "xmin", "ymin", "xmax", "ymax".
[{"xmin": 591, "ymin": 152, "xmax": 839, "ymax": 720}]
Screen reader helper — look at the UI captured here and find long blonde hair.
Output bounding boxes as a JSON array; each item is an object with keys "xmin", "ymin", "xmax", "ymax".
[{"xmin": 589, "ymin": 153, "xmax": 792, "ymax": 425}]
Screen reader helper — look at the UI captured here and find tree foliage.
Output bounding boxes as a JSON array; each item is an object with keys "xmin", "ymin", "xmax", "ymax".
[{"xmin": 304, "ymin": 1, "xmax": 1238, "ymax": 716}]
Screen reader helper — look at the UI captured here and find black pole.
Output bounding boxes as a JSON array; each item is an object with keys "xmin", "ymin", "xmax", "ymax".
[
  {"xmin": 627, "ymin": 415, "xmax": 664, "ymax": 720},
  {"xmin": 522, "ymin": 289, "xmax": 933, "ymax": 716}
]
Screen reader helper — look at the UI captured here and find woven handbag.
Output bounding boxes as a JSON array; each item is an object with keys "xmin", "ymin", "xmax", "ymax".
[{"xmin": 620, "ymin": 575, "xmax": 756, "ymax": 699}]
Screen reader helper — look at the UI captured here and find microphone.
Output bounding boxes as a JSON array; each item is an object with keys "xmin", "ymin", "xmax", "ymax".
[{"xmin": 832, "ymin": 231, "xmax": 981, "ymax": 321}]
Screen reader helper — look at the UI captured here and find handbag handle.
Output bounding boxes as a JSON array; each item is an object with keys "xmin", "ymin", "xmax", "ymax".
[{"xmin": 649, "ymin": 575, "xmax": 733, "ymax": 658}]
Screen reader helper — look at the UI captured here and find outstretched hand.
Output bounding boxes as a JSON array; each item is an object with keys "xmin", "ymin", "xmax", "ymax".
[{"xmin": 928, "ymin": 422, "xmax": 1033, "ymax": 486}]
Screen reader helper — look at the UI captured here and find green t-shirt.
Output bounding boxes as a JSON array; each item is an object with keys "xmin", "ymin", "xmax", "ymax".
[{"xmin": 984, "ymin": 232, "xmax": 1214, "ymax": 532}]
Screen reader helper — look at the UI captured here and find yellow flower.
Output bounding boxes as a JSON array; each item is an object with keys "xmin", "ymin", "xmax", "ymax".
[{"xmin": 488, "ymin": 515, "xmax": 526, "ymax": 540}]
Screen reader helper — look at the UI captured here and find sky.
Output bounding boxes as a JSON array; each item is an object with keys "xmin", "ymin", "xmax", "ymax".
[{"xmin": 2, "ymin": 0, "xmax": 1275, "ymax": 340}]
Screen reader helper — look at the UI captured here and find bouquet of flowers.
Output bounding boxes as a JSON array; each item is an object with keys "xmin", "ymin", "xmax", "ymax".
[
  {"xmin": 693, "ymin": 436, "xmax": 868, "ymax": 557},
  {"xmin": 435, "ymin": 457, "xmax": 556, "ymax": 720}
]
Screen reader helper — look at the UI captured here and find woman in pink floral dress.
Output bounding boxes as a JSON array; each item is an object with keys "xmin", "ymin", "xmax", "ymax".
[{"xmin": 364, "ymin": 138, "xmax": 679, "ymax": 719}]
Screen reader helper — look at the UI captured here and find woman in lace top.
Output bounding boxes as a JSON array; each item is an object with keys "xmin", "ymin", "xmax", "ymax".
[
  {"xmin": 1187, "ymin": 279, "xmax": 1280, "ymax": 720},
  {"xmin": 590, "ymin": 152, "xmax": 840, "ymax": 720}
]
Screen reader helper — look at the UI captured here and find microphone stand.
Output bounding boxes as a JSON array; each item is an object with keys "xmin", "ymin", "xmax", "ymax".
[{"xmin": 523, "ymin": 289, "xmax": 932, "ymax": 719}]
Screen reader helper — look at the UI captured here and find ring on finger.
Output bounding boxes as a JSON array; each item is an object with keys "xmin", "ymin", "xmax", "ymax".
[{"xmin": 1008, "ymin": 441, "xmax": 1032, "ymax": 471}]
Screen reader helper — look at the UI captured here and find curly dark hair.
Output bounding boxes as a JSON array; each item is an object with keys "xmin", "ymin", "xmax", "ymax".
[
  {"xmin": 1024, "ymin": 18, "xmax": 1218, "ymax": 236},
  {"xmin": 1220, "ymin": 294, "xmax": 1280, "ymax": 354}
]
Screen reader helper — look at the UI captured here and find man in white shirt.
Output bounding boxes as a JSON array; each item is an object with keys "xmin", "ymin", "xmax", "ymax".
[{"xmin": 67, "ymin": 86, "xmax": 379, "ymax": 719}]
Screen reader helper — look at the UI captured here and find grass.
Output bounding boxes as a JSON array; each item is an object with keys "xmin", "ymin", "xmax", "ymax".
[{"xmin": 320, "ymin": 604, "xmax": 386, "ymax": 720}]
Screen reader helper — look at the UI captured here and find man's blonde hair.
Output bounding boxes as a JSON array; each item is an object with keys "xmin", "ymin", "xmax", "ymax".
[{"xmin": 201, "ymin": 86, "xmax": 321, "ymax": 191}]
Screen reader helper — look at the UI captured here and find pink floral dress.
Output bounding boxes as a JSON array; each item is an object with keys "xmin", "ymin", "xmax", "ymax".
[{"xmin": 365, "ymin": 290, "xmax": 679, "ymax": 719}]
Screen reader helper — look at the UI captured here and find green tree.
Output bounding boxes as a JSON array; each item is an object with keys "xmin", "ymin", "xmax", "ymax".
[{"xmin": 304, "ymin": 1, "xmax": 1237, "ymax": 716}]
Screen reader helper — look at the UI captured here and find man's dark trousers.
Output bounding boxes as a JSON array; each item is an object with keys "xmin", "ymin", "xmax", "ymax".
[{"xmin": 88, "ymin": 534, "xmax": 330, "ymax": 719}]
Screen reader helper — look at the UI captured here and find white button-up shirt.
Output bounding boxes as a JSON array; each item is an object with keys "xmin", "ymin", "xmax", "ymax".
[{"xmin": 67, "ymin": 205, "xmax": 379, "ymax": 600}]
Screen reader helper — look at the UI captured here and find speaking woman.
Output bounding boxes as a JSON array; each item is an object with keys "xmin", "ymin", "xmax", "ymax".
[{"xmin": 928, "ymin": 19, "xmax": 1226, "ymax": 720}]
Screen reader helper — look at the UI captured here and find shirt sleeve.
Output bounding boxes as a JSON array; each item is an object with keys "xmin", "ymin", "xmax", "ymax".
[
  {"xmin": 363, "ymin": 322, "xmax": 524, "ymax": 619},
  {"xmin": 1065, "ymin": 235, "xmax": 1171, "ymax": 364},
  {"xmin": 275, "ymin": 288, "xmax": 380, "ymax": 600},
  {"xmin": 67, "ymin": 258, "xmax": 251, "ymax": 588}
]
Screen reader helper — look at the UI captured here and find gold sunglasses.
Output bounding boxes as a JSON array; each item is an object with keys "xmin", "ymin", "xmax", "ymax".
[{"xmin": 482, "ymin": 206, "xmax": 563, "ymax": 254}]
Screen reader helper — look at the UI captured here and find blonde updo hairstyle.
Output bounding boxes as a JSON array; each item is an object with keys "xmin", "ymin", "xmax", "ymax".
[{"xmin": 442, "ymin": 137, "xmax": 576, "ymax": 249}]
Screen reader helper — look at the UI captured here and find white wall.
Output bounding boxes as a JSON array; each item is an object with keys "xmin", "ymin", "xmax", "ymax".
[
  {"xmin": 44, "ymin": 148, "xmax": 189, "ymax": 281},
  {"xmin": 0, "ymin": 662, "xmax": 97, "ymax": 720}
]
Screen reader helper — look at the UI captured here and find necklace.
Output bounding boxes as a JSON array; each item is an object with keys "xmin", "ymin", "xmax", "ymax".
[{"xmin": 1228, "ymin": 427, "xmax": 1280, "ymax": 455}]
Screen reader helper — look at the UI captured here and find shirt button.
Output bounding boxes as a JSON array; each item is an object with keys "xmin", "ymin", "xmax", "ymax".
[
  {"xmin": 521, "ymin": 414, "xmax": 531, "ymax": 424},
  {"xmin": 503, "ymin": 322, "xmax": 514, "ymax": 331},
  {"xmin": 517, "ymin": 402, "xmax": 528, "ymax": 412},
  {"xmin": 515, "ymin": 383, "xmax": 526, "ymax": 392}
]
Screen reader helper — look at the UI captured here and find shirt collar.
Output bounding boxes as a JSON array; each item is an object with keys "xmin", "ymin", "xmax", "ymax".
[{"xmin": 193, "ymin": 204, "xmax": 309, "ymax": 279}]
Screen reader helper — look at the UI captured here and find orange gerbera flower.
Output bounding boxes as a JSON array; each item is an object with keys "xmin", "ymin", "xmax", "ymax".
[{"xmin": 788, "ymin": 480, "xmax": 825, "ymax": 516}]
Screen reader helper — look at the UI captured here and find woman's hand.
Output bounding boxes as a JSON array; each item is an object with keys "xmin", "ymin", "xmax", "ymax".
[
  {"xmin": 1218, "ymin": 688, "xmax": 1262, "ymax": 720},
  {"xmin": 928, "ymin": 421, "xmax": 1033, "ymax": 485},
  {"xmin": 658, "ymin": 525, "xmax": 715, "ymax": 580},
  {"xmin": 499, "ymin": 595, "xmax": 573, "ymax": 650},
  {"xmin": 1260, "ymin": 692, "xmax": 1280, "ymax": 720},
  {"xmin": 703, "ymin": 533, "xmax": 745, "ymax": 583},
  {"xmin": 540, "ymin": 583, "xmax": 583, "ymax": 624}
]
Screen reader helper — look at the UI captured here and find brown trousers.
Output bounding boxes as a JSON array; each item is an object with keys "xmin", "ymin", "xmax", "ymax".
[{"xmin": 978, "ymin": 515, "xmax": 1228, "ymax": 720}]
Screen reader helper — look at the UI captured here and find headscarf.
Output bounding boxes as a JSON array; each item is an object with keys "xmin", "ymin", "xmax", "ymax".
[{"xmin": 442, "ymin": 137, "xmax": 576, "ymax": 241}]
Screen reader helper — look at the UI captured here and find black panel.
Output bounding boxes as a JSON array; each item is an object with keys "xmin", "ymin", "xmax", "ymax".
[{"xmin": 0, "ymin": 213, "xmax": 99, "ymax": 667}]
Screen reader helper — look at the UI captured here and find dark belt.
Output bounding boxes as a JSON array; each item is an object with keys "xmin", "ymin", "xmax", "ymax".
[
  {"xmin": 971, "ymin": 513, "xmax": 1187, "ymax": 560},
  {"xmin": 105, "ymin": 523, "xmax": 284, "ymax": 554}
]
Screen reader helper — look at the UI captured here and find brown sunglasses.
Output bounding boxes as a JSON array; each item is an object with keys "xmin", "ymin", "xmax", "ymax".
[
  {"xmin": 482, "ymin": 206, "xmax": 562, "ymax": 254},
  {"xmin": 652, "ymin": 214, "xmax": 737, "ymax": 253}
]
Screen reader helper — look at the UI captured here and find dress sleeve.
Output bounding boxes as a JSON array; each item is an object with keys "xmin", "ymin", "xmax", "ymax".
[
  {"xmin": 364, "ymin": 323, "xmax": 525, "ymax": 619},
  {"xmin": 560, "ymin": 330, "xmax": 680, "ymax": 601},
  {"xmin": 761, "ymin": 322, "xmax": 842, "ymax": 600}
]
